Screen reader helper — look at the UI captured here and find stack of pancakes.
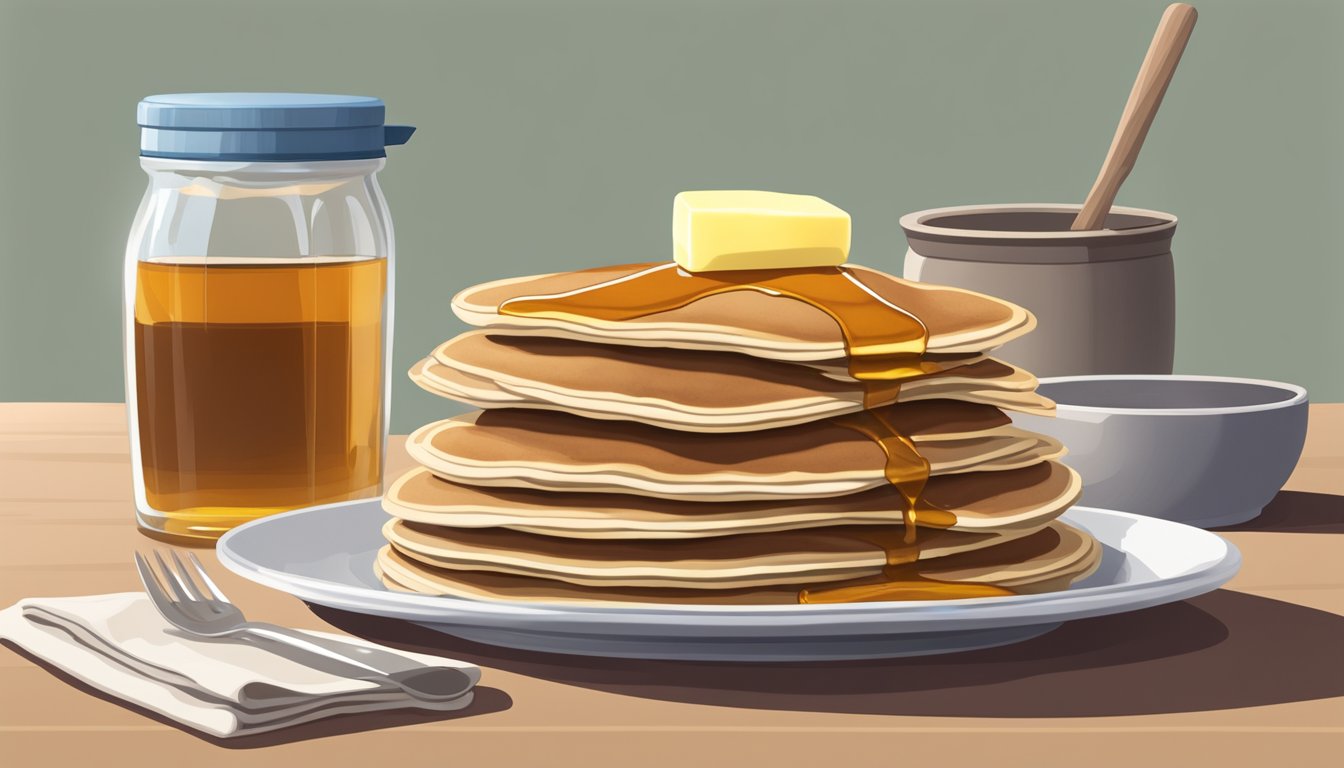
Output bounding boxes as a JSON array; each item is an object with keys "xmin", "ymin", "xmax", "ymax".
[{"xmin": 377, "ymin": 262, "xmax": 1100, "ymax": 605}]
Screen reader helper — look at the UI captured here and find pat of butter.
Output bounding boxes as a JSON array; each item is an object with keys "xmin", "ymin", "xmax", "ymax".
[{"xmin": 673, "ymin": 191, "xmax": 851, "ymax": 272}]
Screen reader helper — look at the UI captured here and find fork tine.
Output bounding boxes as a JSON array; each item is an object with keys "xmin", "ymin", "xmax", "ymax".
[
  {"xmin": 186, "ymin": 551, "xmax": 230, "ymax": 604},
  {"xmin": 152, "ymin": 550, "xmax": 197, "ymax": 604},
  {"xmin": 168, "ymin": 550, "xmax": 210, "ymax": 603},
  {"xmin": 134, "ymin": 552, "xmax": 179, "ymax": 618}
]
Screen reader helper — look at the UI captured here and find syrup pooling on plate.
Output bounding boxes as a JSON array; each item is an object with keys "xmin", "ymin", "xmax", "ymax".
[
  {"xmin": 498, "ymin": 263, "xmax": 931, "ymax": 381},
  {"xmin": 798, "ymin": 576, "xmax": 1016, "ymax": 604},
  {"xmin": 498, "ymin": 261, "xmax": 959, "ymax": 604}
]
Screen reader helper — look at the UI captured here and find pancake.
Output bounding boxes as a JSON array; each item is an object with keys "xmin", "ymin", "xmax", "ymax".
[
  {"xmin": 452, "ymin": 262, "xmax": 1035, "ymax": 361},
  {"xmin": 383, "ymin": 519, "xmax": 1019, "ymax": 589},
  {"xmin": 375, "ymin": 521, "xmax": 1101, "ymax": 605},
  {"xmin": 411, "ymin": 361, "xmax": 1055, "ymax": 432},
  {"xmin": 410, "ymin": 332, "xmax": 1053, "ymax": 432},
  {"xmin": 383, "ymin": 461, "xmax": 1082, "ymax": 540},
  {"xmin": 405, "ymin": 405, "xmax": 1066, "ymax": 501}
]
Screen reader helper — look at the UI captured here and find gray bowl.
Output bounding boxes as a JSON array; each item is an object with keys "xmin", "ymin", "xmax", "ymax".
[{"xmin": 1011, "ymin": 375, "xmax": 1309, "ymax": 528}]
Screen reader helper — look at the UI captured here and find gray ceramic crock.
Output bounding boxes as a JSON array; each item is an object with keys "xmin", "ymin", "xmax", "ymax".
[{"xmin": 901, "ymin": 204, "xmax": 1177, "ymax": 377}]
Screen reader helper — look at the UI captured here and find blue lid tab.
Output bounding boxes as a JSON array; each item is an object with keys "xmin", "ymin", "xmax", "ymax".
[
  {"xmin": 383, "ymin": 125, "xmax": 416, "ymax": 146},
  {"xmin": 138, "ymin": 92, "xmax": 415, "ymax": 161}
]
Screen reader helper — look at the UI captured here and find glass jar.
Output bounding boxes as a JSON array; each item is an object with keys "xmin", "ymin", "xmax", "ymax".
[{"xmin": 124, "ymin": 93, "xmax": 414, "ymax": 542}]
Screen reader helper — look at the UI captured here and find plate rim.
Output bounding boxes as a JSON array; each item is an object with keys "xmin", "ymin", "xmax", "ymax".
[{"xmin": 217, "ymin": 498, "xmax": 1241, "ymax": 630}]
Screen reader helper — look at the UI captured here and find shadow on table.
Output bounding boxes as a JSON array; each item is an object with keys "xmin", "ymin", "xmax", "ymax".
[
  {"xmin": 313, "ymin": 589, "xmax": 1344, "ymax": 718},
  {"xmin": 1213, "ymin": 490, "xmax": 1344, "ymax": 534},
  {"xmin": 1, "ymin": 641, "xmax": 512, "ymax": 749}
]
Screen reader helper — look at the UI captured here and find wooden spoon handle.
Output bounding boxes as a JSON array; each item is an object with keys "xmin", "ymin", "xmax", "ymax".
[{"xmin": 1072, "ymin": 3, "xmax": 1198, "ymax": 231}]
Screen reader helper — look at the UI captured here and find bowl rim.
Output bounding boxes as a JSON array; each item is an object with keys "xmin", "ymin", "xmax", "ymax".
[
  {"xmin": 1035, "ymin": 375, "xmax": 1309, "ymax": 416},
  {"xmin": 899, "ymin": 203, "xmax": 1177, "ymax": 241}
]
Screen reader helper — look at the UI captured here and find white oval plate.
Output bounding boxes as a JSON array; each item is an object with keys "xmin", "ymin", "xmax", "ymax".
[{"xmin": 217, "ymin": 501, "xmax": 1240, "ymax": 661}]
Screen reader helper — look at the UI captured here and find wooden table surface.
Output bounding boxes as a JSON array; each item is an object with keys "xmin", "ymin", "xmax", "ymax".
[{"xmin": 1, "ymin": 403, "xmax": 1341, "ymax": 766}]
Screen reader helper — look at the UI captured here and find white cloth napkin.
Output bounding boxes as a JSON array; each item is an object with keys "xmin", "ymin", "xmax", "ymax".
[{"xmin": 0, "ymin": 593, "xmax": 479, "ymax": 738}]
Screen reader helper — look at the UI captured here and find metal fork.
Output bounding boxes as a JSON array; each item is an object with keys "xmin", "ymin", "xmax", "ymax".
[{"xmin": 134, "ymin": 550, "xmax": 474, "ymax": 701}]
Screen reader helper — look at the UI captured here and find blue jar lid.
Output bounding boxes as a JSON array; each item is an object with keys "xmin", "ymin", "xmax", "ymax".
[{"xmin": 138, "ymin": 93, "xmax": 415, "ymax": 162}]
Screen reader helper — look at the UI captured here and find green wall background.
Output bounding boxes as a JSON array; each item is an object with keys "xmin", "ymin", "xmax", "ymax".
[{"xmin": 1, "ymin": 0, "xmax": 1340, "ymax": 433}]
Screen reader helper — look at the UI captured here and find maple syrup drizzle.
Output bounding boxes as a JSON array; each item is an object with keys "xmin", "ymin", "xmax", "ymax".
[
  {"xmin": 862, "ymin": 380, "xmax": 904, "ymax": 410},
  {"xmin": 497, "ymin": 262, "xmax": 993, "ymax": 602},
  {"xmin": 499, "ymin": 263, "xmax": 930, "ymax": 381},
  {"xmin": 798, "ymin": 412, "xmax": 1012, "ymax": 603},
  {"xmin": 833, "ymin": 409, "xmax": 930, "ymax": 544}
]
